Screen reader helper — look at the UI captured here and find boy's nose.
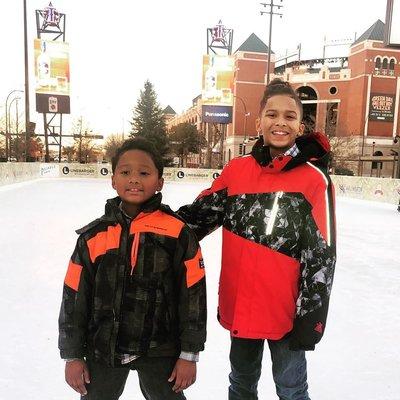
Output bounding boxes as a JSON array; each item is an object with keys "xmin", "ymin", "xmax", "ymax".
[
  {"xmin": 128, "ymin": 175, "xmax": 140, "ymax": 183},
  {"xmin": 275, "ymin": 118, "xmax": 287, "ymax": 127}
]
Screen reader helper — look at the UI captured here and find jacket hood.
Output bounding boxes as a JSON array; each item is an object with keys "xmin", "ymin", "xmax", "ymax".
[{"xmin": 250, "ymin": 132, "xmax": 331, "ymax": 172}]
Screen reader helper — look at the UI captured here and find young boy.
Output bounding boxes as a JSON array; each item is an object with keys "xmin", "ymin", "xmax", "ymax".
[
  {"xmin": 58, "ymin": 138, "xmax": 207, "ymax": 400},
  {"xmin": 178, "ymin": 79, "xmax": 336, "ymax": 399}
]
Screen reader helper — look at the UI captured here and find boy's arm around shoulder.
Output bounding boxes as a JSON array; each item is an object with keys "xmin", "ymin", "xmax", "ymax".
[
  {"xmin": 176, "ymin": 162, "xmax": 231, "ymax": 240},
  {"xmin": 58, "ymin": 233, "xmax": 95, "ymax": 359},
  {"xmin": 173, "ymin": 224, "xmax": 207, "ymax": 354}
]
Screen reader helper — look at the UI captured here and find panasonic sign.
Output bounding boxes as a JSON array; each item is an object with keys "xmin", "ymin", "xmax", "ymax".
[{"xmin": 202, "ymin": 105, "xmax": 232, "ymax": 123}]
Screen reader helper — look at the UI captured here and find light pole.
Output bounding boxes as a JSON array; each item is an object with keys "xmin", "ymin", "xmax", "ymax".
[
  {"xmin": 5, "ymin": 90, "xmax": 24, "ymax": 160},
  {"xmin": 260, "ymin": 1, "xmax": 283, "ymax": 84},
  {"xmin": 394, "ymin": 135, "xmax": 400, "ymax": 179},
  {"xmin": 8, "ymin": 97, "xmax": 21, "ymax": 161},
  {"xmin": 234, "ymin": 95, "xmax": 250, "ymax": 154},
  {"xmin": 23, "ymin": 0, "xmax": 31, "ymax": 161}
]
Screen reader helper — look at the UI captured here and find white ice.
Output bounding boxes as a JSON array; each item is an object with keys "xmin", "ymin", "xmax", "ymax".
[{"xmin": 0, "ymin": 178, "xmax": 399, "ymax": 400}]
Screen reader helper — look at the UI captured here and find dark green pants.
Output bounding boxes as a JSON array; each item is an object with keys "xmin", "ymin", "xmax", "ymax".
[{"xmin": 82, "ymin": 356, "xmax": 186, "ymax": 400}]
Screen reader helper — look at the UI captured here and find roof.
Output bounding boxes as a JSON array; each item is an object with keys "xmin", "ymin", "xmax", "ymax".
[
  {"xmin": 163, "ymin": 105, "xmax": 176, "ymax": 115},
  {"xmin": 235, "ymin": 33, "xmax": 273, "ymax": 54},
  {"xmin": 352, "ymin": 19, "xmax": 385, "ymax": 45}
]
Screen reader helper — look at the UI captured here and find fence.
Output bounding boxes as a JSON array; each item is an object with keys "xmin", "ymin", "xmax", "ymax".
[{"xmin": 1, "ymin": 163, "xmax": 399, "ymax": 205}]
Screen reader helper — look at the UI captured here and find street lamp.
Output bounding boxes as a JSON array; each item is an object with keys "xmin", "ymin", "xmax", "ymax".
[
  {"xmin": 8, "ymin": 96, "xmax": 21, "ymax": 161},
  {"xmin": 394, "ymin": 135, "xmax": 400, "ymax": 179},
  {"xmin": 5, "ymin": 90, "xmax": 24, "ymax": 161},
  {"xmin": 233, "ymin": 95, "xmax": 250, "ymax": 154}
]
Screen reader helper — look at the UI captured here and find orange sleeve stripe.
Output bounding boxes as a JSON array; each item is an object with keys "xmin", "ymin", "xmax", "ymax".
[
  {"xmin": 87, "ymin": 224, "xmax": 122, "ymax": 263},
  {"xmin": 131, "ymin": 210, "xmax": 184, "ymax": 238},
  {"xmin": 64, "ymin": 260, "xmax": 83, "ymax": 291},
  {"xmin": 184, "ymin": 248, "xmax": 205, "ymax": 288}
]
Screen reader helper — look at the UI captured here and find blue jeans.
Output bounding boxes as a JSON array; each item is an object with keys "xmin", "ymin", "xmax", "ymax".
[
  {"xmin": 81, "ymin": 356, "xmax": 186, "ymax": 400},
  {"xmin": 229, "ymin": 337, "xmax": 310, "ymax": 400}
]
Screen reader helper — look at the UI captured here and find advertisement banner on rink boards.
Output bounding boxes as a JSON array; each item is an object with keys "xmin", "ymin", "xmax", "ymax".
[
  {"xmin": 174, "ymin": 169, "xmax": 222, "ymax": 182},
  {"xmin": 60, "ymin": 164, "xmax": 97, "ymax": 178},
  {"xmin": 201, "ymin": 54, "xmax": 234, "ymax": 123},
  {"xmin": 34, "ymin": 39, "xmax": 70, "ymax": 114},
  {"xmin": 40, "ymin": 163, "xmax": 59, "ymax": 177},
  {"xmin": 98, "ymin": 164, "xmax": 111, "ymax": 179},
  {"xmin": 163, "ymin": 168, "xmax": 176, "ymax": 181}
]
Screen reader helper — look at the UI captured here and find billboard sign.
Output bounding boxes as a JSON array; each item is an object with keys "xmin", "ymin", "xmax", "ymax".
[
  {"xmin": 201, "ymin": 54, "xmax": 234, "ymax": 123},
  {"xmin": 34, "ymin": 39, "xmax": 70, "ymax": 114},
  {"xmin": 202, "ymin": 104, "xmax": 233, "ymax": 124},
  {"xmin": 385, "ymin": 0, "xmax": 400, "ymax": 47},
  {"xmin": 368, "ymin": 93, "xmax": 395, "ymax": 121}
]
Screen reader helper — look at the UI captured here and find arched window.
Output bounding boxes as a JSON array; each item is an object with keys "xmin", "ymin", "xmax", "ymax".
[
  {"xmin": 375, "ymin": 57, "xmax": 381, "ymax": 69},
  {"xmin": 382, "ymin": 57, "xmax": 388, "ymax": 70},
  {"xmin": 389, "ymin": 58, "xmax": 396, "ymax": 76}
]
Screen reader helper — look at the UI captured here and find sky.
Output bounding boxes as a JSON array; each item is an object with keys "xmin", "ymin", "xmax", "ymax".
[
  {"xmin": 0, "ymin": 0, "xmax": 387, "ymax": 138},
  {"xmin": 1, "ymin": 178, "xmax": 400, "ymax": 399}
]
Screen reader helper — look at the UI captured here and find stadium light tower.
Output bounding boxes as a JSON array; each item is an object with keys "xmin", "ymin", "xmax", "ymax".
[{"xmin": 260, "ymin": 1, "xmax": 283, "ymax": 84}]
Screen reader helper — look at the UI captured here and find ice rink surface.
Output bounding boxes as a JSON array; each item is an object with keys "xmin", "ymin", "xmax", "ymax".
[{"xmin": 1, "ymin": 178, "xmax": 399, "ymax": 400}]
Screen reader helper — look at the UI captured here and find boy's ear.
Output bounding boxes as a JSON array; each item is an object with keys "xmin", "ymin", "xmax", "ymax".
[
  {"xmin": 298, "ymin": 123, "xmax": 305, "ymax": 136},
  {"xmin": 157, "ymin": 177, "xmax": 164, "ymax": 192},
  {"xmin": 111, "ymin": 175, "xmax": 116, "ymax": 190},
  {"xmin": 255, "ymin": 117, "xmax": 261, "ymax": 134}
]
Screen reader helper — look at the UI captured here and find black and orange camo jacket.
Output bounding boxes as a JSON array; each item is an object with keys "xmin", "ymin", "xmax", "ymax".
[{"xmin": 58, "ymin": 193, "xmax": 207, "ymax": 366}]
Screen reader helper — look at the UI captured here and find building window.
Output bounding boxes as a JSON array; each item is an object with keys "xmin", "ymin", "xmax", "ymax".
[
  {"xmin": 329, "ymin": 86, "xmax": 338, "ymax": 95},
  {"xmin": 389, "ymin": 58, "xmax": 395, "ymax": 76},
  {"xmin": 374, "ymin": 56, "xmax": 396, "ymax": 76}
]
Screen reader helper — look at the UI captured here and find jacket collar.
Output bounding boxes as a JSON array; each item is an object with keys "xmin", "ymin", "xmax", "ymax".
[
  {"xmin": 103, "ymin": 192, "xmax": 163, "ymax": 222},
  {"xmin": 250, "ymin": 132, "xmax": 331, "ymax": 173}
]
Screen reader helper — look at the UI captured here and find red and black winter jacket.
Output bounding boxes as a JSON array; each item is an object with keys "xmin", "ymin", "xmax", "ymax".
[
  {"xmin": 178, "ymin": 133, "xmax": 336, "ymax": 351},
  {"xmin": 58, "ymin": 193, "xmax": 207, "ymax": 366}
]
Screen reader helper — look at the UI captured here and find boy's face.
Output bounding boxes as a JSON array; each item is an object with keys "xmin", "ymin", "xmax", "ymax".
[
  {"xmin": 112, "ymin": 149, "xmax": 164, "ymax": 216},
  {"xmin": 256, "ymin": 94, "xmax": 304, "ymax": 158}
]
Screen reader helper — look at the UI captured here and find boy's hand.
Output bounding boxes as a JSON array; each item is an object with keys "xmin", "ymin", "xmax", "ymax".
[
  {"xmin": 65, "ymin": 359, "xmax": 90, "ymax": 395},
  {"xmin": 168, "ymin": 359, "xmax": 196, "ymax": 393}
]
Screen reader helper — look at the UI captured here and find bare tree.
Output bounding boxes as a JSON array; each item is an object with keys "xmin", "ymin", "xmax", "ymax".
[
  {"xmin": 103, "ymin": 134, "xmax": 125, "ymax": 162},
  {"xmin": 329, "ymin": 136, "xmax": 359, "ymax": 175},
  {"xmin": 71, "ymin": 116, "xmax": 95, "ymax": 163}
]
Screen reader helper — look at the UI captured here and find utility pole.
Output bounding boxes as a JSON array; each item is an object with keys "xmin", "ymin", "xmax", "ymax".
[
  {"xmin": 23, "ymin": 0, "xmax": 31, "ymax": 161},
  {"xmin": 260, "ymin": 1, "xmax": 283, "ymax": 84}
]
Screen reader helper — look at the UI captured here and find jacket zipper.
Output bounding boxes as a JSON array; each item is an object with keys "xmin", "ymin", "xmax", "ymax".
[{"xmin": 266, "ymin": 191, "xmax": 283, "ymax": 235}]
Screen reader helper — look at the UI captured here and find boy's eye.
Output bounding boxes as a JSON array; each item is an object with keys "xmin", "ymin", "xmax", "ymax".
[
  {"xmin": 121, "ymin": 170, "xmax": 130, "ymax": 175},
  {"xmin": 140, "ymin": 171, "xmax": 150, "ymax": 176}
]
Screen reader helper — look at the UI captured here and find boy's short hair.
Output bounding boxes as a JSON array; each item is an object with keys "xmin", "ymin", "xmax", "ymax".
[
  {"xmin": 111, "ymin": 137, "xmax": 164, "ymax": 178},
  {"xmin": 259, "ymin": 78, "xmax": 303, "ymax": 120}
]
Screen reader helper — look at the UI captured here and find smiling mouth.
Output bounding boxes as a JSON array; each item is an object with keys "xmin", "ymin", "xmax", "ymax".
[
  {"xmin": 126, "ymin": 188, "xmax": 143, "ymax": 193},
  {"xmin": 271, "ymin": 131, "xmax": 289, "ymax": 136}
]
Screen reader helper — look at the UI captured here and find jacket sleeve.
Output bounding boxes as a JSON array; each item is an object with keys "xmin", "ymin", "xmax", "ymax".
[
  {"xmin": 289, "ymin": 175, "xmax": 336, "ymax": 351},
  {"xmin": 176, "ymin": 165, "xmax": 229, "ymax": 240},
  {"xmin": 58, "ymin": 235, "xmax": 94, "ymax": 359},
  {"xmin": 173, "ymin": 225, "xmax": 207, "ymax": 353}
]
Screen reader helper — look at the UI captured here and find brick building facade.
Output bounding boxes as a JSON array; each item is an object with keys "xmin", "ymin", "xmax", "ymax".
[{"xmin": 167, "ymin": 20, "xmax": 400, "ymax": 175}]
